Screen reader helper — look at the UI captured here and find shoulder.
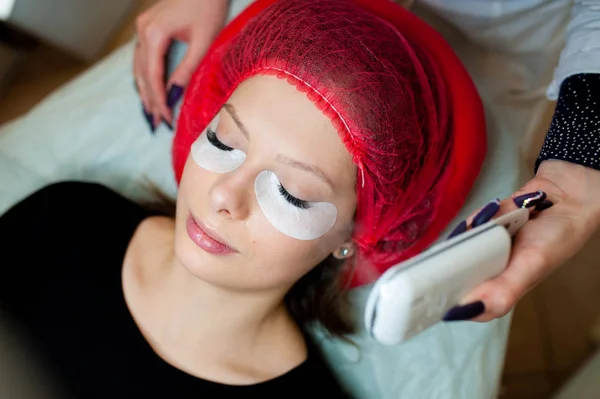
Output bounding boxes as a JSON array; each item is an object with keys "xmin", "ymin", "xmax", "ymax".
[
  {"xmin": 10, "ymin": 181, "xmax": 137, "ymax": 213},
  {"xmin": 298, "ymin": 337, "xmax": 350, "ymax": 396},
  {"xmin": 0, "ymin": 182, "xmax": 152, "ymax": 309},
  {"xmin": 0, "ymin": 181, "xmax": 148, "ymax": 246},
  {"xmin": 2, "ymin": 181, "xmax": 133, "ymax": 218},
  {"xmin": 124, "ymin": 214, "xmax": 175, "ymax": 284},
  {"xmin": 266, "ymin": 335, "xmax": 350, "ymax": 397}
]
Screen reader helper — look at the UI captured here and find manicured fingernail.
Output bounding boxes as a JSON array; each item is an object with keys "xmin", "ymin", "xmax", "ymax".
[
  {"xmin": 447, "ymin": 220, "xmax": 467, "ymax": 239},
  {"xmin": 162, "ymin": 118, "xmax": 173, "ymax": 131},
  {"xmin": 166, "ymin": 84, "xmax": 184, "ymax": 108},
  {"xmin": 514, "ymin": 190, "xmax": 546, "ymax": 208},
  {"xmin": 534, "ymin": 199, "xmax": 553, "ymax": 212},
  {"xmin": 472, "ymin": 199, "xmax": 501, "ymax": 227},
  {"xmin": 443, "ymin": 301, "xmax": 485, "ymax": 322},
  {"xmin": 142, "ymin": 106, "xmax": 155, "ymax": 133}
]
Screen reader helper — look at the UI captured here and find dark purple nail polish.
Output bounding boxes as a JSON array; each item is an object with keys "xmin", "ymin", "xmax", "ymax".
[
  {"xmin": 166, "ymin": 85, "xmax": 184, "ymax": 108},
  {"xmin": 443, "ymin": 301, "xmax": 485, "ymax": 322},
  {"xmin": 534, "ymin": 199, "xmax": 553, "ymax": 212},
  {"xmin": 514, "ymin": 190, "xmax": 546, "ymax": 208},
  {"xmin": 142, "ymin": 107, "xmax": 156, "ymax": 133},
  {"xmin": 162, "ymin": 118, "xmax": 173, "ymax": 132},
  {"xmin": 447, "ymin": 220, "xmax": 467, "ymax": 239},
  {"xmin": 472, "ymin": 199, "xmax": 501, "ymax": 227}
]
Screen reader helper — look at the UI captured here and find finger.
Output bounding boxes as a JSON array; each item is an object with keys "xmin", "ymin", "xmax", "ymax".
[
  {"xmin": 446, "ymin": 204, "xmax": 570, "ymax": 323},
  {"xmin": 165, "ymin": 38, "xmax": 209, "ymax": 110},
  {"xmin": 133, "ymin": 44, "xmax": 149, "ymax": 106},
  {"xmin": 512, "ymin": 190, "xmax": 547, "ymax": 209},
  {"xmin": 493, "ymin": 190, "xmax": 549, "ymax": 220},
  {"xmin": 446, "ymin": 199, "xmax": 500, "ymax": 239},
  {"xmin": 446, "ymin": 189, "xmax": 553, "ymax": 241},
  {"xmin": 471, "ymin": 198, "xmax": 501, "ymax": 227},
  {"xmin": 447, "ymin": 220, "xmax": 468, "ymax": 239},
  {"xmin": 134, "ymin": 44, "xmax": 156, "ymax": 132},
  {"xmin": 443, "ymin": 182, "xmax": 561, "ymax": 321},
  {"xmin": 134, "ymin": 14, "xmax": 152, "ymax": 110},
  {"xmin": 140, "ymin": 23, "xmax": 172, "ymax": 126},
  {"xmin": 533, "ymin": 199, "xmax": 554, "ymax": 212},
  {"xmin": 168, "ymin": 39, "xmax": 207, "ymax": 89},
  {"xmin": 512, "ymin": 189, "xmax": 557, "ymax": 218}
]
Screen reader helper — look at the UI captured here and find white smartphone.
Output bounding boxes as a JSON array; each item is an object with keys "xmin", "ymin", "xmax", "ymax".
[{"xmin": 364, "ymin": 208, "xmax": 530, "ymax": 346}]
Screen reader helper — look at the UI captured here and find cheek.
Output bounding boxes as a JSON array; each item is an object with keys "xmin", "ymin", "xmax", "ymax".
[
  {"xmin": 178, "ymin": 158, "xmax": 215, "ymax": 210},
  {"xmin": 248, "ymin": 232, "xmax": 332, "ymax": 285},
  {"xmin": 244, "ymin": 213, "xmax": 342, "ymax": 284},
  {"xmin": 255, "ymin": 229, "xmax": 333, "ymax": 262}
]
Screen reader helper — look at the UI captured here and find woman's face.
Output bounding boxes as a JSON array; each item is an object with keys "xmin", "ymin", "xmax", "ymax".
[{"xmin": 174, "ymin": 75, "xmax": 357, "ymax": 292}]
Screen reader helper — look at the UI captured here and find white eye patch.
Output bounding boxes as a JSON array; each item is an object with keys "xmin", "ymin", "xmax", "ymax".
[
  {"xmin": 255, "ymin": 171, "xmax": 337, "ymax": 241},
  {"xmin": 191, "ymin": 115, "xmax": 246, "ymax": 173}
]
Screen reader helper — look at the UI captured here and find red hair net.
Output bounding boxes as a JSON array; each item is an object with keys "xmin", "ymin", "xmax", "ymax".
[{"xmin": 172, "ymin": 0, "xmax": 487, "ymax": 288}]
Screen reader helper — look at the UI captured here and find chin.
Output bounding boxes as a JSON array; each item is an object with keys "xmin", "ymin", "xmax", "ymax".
[
  {"xmin": 173, "ymin": 238, "xmax": 294, "ymax": 293},
  {"xmin": 172, "ymin": 230, "xmax": 242, "ymax": 289},
  {"xmin": 173, "ymin": 228, "xmax": 219, "ymax": 277},
  {"xmin": 172, "ymin": 213, "xmax": 315, "ymax": 293}
]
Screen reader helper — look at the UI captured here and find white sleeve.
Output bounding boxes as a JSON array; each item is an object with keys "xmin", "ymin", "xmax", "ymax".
[{"xmin": 547, "ymin": 0, "xmax": 600, "ymax": 100}]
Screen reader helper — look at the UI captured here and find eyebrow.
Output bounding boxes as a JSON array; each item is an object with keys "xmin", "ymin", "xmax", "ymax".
[
  {"xmin": 223, "ymin": 103, "xmax": 334, "ymax": 191},
  {"xmin": 223, "ymin": 103, "xmax": 249, "ymax": 141},
  {"xmin": 276, "ymin": 155, "xmax": 335, "ymax": 191}
]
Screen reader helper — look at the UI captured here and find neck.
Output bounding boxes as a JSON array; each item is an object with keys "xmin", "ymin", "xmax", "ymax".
[{"xmin": 148, "ymin": 253, "xmax": 299, "ymax": 356}]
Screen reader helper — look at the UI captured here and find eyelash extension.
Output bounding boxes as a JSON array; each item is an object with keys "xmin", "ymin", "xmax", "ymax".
[
  {"xmin": 278, "ymin": 184, "xmax": 311, "ymax": 209},
  {"xmin": 206, "ymin": 128, "xmax": 234, "ymax": 151}
]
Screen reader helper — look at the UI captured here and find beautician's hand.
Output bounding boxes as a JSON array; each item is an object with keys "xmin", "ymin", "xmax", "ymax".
[
  {"xmin": 134, "ymin": 0, "xmax": 229, "ymax": 132},
  {"xmin": 442, "ymin": 159, "xmax": 600, "ymax": 322}
]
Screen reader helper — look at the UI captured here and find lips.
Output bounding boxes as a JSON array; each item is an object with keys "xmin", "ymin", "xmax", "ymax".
[{"xmin": 185, "ymin": 213, "xmax": 237, "ymax": 255}]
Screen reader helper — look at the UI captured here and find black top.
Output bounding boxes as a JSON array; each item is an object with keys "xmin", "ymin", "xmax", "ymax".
[
  {"xmin": 0, "ymin": 182, "xmax": 349, "ymax": 398},
  {"xmin": 535, "ymin": 73, "xmax": 600, "ymax": 173}
]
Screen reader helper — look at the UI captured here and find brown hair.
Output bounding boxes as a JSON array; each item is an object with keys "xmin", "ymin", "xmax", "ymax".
[
  {"xmin": 286, "ymin": 255, "xmax": 354, "ymax": 336},
  {"xmin": 141, "ymin": 183, "xmax": 354, "ymax": 337}
]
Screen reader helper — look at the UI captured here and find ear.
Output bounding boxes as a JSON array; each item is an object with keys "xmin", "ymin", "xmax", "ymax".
[{"xmin": 332, "ymin": 241, "xmax": 356, "ymax": 260}]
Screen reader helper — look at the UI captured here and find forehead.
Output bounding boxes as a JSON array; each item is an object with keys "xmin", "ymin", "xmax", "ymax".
[
  {"xmin": 225, "ymin": 74, "xmax": 356, "ymax": 185},
  {"xmin": 229, "ymin": 74, "xmax": 331, "ymax": 132}
]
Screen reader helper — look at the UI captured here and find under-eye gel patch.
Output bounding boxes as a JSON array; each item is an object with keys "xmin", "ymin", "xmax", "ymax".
[
  {"xmin": 191, "ymin": 115, "xmax": 246, "ymax": 173},
  {"xmin": 254, "ymin": 170, "xmax": 337, "ymax": 240}
]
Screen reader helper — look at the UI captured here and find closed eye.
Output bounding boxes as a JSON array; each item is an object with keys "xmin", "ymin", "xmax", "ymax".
[
  {"xmin": 206, "ymin": 128, "xmax": 234, "ymax": 151},
  {"xmin": 278, "ymin": 183, "xmax": 310, "ymax": 209}
]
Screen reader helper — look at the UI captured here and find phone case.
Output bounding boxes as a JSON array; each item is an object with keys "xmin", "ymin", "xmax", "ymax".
[{"xmin": 365, "ymin": 208, "xmax": 529, "ymax": 346}]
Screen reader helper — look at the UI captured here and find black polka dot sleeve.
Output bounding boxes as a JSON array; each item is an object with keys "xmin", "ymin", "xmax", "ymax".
[{"xmin": 534, "ymin": 73, "xmax": 600, "ymax": 174}]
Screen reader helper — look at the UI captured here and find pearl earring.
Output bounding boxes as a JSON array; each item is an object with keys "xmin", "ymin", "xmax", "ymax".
[{"xmin": 339, "ymin": 248, "xmax": 350, "ymax": 257}]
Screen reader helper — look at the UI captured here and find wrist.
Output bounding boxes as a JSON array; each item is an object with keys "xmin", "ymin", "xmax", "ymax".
[{"xmin": 534, "ymin": 73, "xmax": 600, "ymax": 175}]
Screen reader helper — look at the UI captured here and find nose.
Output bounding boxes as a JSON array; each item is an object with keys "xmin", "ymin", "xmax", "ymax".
[{"xmin": 208, "ymin": 171, "xmax": 252, "ymax": 221}]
